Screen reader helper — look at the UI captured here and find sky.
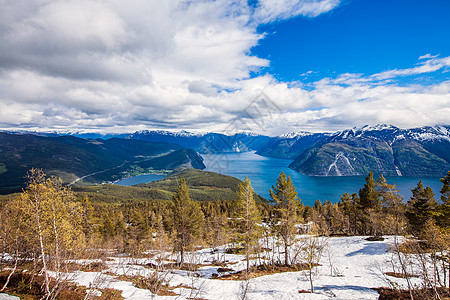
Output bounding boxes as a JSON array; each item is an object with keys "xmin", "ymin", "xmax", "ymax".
[{"xmin": 0, "ymin": 0, "xmax": 449, "ymax": 136}]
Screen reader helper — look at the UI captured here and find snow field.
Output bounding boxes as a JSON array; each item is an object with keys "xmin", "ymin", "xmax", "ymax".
[{"xmin": 68, "ymin": 236, "xmax": 433, "ymax": 299}]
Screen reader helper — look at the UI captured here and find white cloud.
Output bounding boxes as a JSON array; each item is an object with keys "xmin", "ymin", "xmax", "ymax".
[
  {"xmin": 254, "ymin": 0, "xmax": 340, "ymax": 23},
  {"xmin": 371, "ymin": 56, "xmax": 450, "ymax": 81},
  {"xmin": 419, "ymin": 53, "xmax": 439, "ymax": 60},
  {"xmin": 0, "ymin": 0, "xmax": 448, "ymax": 136}
]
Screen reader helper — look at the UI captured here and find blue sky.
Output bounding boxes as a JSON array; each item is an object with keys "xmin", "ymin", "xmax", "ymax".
[
  {"xmin": 0, "ymin": 0, "xmax": 449, "ymax": 135},
  {"xmin": 253, "ymin": 0, "xmax": 450, "ymax": 83}
]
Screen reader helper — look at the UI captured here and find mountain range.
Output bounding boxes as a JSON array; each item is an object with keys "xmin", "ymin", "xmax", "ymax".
[
  {"xmin": 286, "ymin": 125, "xmax": 450, "ymax": 177},
  {"xmin": 1, "ymin": 124, "xmax": 449, "ymax": 191}
]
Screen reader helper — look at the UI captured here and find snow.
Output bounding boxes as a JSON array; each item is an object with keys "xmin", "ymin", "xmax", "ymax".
[
  {"xmin": 132, "ymin": 130, "xmax": 210, "ymax": 138},
  {"xmin": 62, "ymin": 235, "xmax": 432, "ymax": 300},
  {"xmin": 326, "ymin": 152, "xmax": 354, "ymax": 176},
  {"xmin": 0, "ymin": 294, "xmax": 19, "ymax": 300},
  {"xmin": 278, "ymin": 131, "xmax": 313, "ymax": 139}
]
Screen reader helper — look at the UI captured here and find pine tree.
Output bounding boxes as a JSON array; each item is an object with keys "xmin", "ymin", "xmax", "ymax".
[
  {"xmin": 406, "ymin": 180, "xmax": 437, "ymax": 237},
  {"xmin": 359, "ymin": 172, "xmax": 379, "ymax": 210},
  {"xmin": 234, "ymin": 177, "xmax": 262, "ymax": 272},
  {"xmin": 437, "ymin": 171, "xmax": 450, "ymax": 230},
  {"xmin": 358, "ymin": 172, "xmax": 380, "ymax": 235},
  {"xmin": 376, "ymin": 174, "xmax": 405, "ymax": 235},
  {"xmin": 270, "ymin": 172, "xmax": 301, "ymax": 266},
  {"xmin": 441, "ymin": 171, "xmax": 450, "ymax": 205},
  {"xmin": 171, "ymin": 178, "xmax": 204, "ymax": 264},
  {"xmin": 339, "ymin": 193, "xmax": 359, "ymax": 235}
]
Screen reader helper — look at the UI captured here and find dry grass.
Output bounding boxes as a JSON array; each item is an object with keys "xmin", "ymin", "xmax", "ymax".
[
  {"xmin": 0, "ymin": 270, "xmax": 87, "ymax": 299},
  {"xmin": 116, "ymin": 274, "xmax": 178, "ymax": 296}
]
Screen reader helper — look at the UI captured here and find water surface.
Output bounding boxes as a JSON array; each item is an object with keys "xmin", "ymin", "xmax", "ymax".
[
  {"xmin": 202, "ymin": 152, "xmax": 443, "ymax": 206},
  {"xmin": 115, "ymin": 174, "xmax": 166, "ymax": 186}
]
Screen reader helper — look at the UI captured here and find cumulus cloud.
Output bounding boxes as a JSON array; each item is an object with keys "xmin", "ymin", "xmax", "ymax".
[{"xmin": 0, "ymin": 0, "xmax": 448, "ymax": 136}]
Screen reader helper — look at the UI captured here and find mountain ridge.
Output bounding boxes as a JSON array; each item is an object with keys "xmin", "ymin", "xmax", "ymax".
[{"xmin": 0, "ymin": 132, "xmax": 205, "ymax": 191}]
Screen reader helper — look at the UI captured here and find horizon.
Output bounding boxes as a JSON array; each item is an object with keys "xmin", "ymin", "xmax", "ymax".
[
  {"xmin": 1, "ymin": 0, "xmax": 449, "ymax": 135},
  {"xmin": 2, "ymin": 123, "xmax": 449, "ymax": 138}
]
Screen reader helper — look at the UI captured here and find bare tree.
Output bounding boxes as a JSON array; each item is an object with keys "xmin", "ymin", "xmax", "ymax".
[{"xmin": 298, "ymin": 225, "xmax": 328, "ymax": 293}]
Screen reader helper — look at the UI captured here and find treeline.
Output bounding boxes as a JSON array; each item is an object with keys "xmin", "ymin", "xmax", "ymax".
[{"xmin": 0, "ymin": 168, "xmax": 449, "ymax": 298}]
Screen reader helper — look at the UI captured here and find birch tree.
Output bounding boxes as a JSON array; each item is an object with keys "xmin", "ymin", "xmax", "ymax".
[{"xmin": 10, "ymin": 169, "xmax": 85, "ymax": 300}]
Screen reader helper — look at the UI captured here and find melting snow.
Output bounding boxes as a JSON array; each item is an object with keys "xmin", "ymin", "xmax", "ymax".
[{"xmin": 66, "ymin": 236, "xmax": 429, "ymax": 300}]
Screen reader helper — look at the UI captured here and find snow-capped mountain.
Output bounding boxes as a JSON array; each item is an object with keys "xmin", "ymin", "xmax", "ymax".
[
  {"xmin": 287, "ymin": 125, "xmax": 450, "ymax": 177},
  {"xmin": 126, "ymin": 130, "xmax": 271, "ymax": 154}
]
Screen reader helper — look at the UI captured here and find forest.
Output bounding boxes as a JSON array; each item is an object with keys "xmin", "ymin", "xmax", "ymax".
[{"xmin": 0, "ymin": 169, "xmax": 449, "ymax": 299}]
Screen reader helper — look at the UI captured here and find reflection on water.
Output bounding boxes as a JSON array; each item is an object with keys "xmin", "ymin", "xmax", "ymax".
[{"xmin": 202, "ymin": 151, "xmax": 443, "ymax": 207}]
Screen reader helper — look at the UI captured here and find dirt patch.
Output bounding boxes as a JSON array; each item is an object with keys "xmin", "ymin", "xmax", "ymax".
[
  {"xmin": 365, "ymin": 236, "xmax": 385, "ymax": 241},
  {"xmin": 0, "ymin": 270, "xmax": 87, "ymax": 300},
  {"xmin": 217, "ymin": 267, "xmax": 234, "ymax": 273},
  {"xmin": 374, "ymin": 287, "xmax": 450, "ymax": 300},
  {"xmin": 117, "ymin": 274, "xmax": 178, "ymax": 297},
  {"xmin": 95, "ymin": 288, "xmax": 124, "ymax": 300},
  {"xmin": 145, "ymin": 262, "xmax": 203, "ymax": 271},
  {"xmin": 384, "ymin": 272, "xmax": 419, "ymax": 279},
  {"xmin": 225, "ymin": 247, "xmax": 244, "ymax": 254},
  {"xmin": 216, "ymin": 263, "xmax": 319, "ymax": 280}
]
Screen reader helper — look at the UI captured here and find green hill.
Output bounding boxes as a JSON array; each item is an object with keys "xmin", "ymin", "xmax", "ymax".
[{"xmin": 73, "ymin": 169, "xmax": 266, "ymax": 204}]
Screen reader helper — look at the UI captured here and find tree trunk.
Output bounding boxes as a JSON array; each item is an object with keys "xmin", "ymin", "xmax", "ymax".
[
  {"xmin": 284, "ymin": 243, "xmax": 289, "ymax": 266},
  {"xmin": 1, "ymin": 250, "xmax": 18, "ymax": 292}
]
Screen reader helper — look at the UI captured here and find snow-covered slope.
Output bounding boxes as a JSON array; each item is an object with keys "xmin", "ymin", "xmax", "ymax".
[{"xmin": 69, "ymin": 235, "xmax": 427, "ymax": 300}]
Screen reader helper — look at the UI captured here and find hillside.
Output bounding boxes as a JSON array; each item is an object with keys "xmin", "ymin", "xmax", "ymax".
[
  {"xmin": 0, "ymin": 132, "xmax": 205, "ymax": 191},
  {"xmin": 288, "ymin": 125, "xmax": 450, "ymax": 176},
  {"xmin": 73, "ymin": 169, "xmax": 266, "ymax": 204}
]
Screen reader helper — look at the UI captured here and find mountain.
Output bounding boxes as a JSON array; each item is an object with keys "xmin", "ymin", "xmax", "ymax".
[
  {"xmin": 288, "ymin": 125, "xmax": 450, "ymax": 177},
  {"xmin": 126, "ymin": 130, "xmax": 271, "ymax": 154},
  {"xmin": 256, "ymin": 131, "xmax": 329, "ymax": 159},
  {"xmin": 0, "ymin": 132, "xmax": 205, "ymax": 191}
]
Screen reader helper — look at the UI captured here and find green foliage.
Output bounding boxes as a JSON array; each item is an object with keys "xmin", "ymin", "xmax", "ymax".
[
  {"xmin": 406, "ymin": 180, "xmax": 438, "ymax": 237},
  {"xmin": 440, "ymin": 171, "xmax": 450, "ymax": 205},
  {"xmin": 376, "ymin": 174, "xmax": 406, "ymax": 235},
  {"xmin": 270, "ymin": 171, "xmax": 302, "ymax": 265},
  {"xmin": 437, "ymin": 171, "xmax": 450, "ymax": 230},
  {"xmin": 171, "ymin": 178, "xmax": 204, "ymax": 264},
  {"xmin": 359, "ymin": 172, "xmax": 379, "ymax": 210},
  {"xmin": 234, "ymin": 177, "xmax": 262, "ymax": 272}
]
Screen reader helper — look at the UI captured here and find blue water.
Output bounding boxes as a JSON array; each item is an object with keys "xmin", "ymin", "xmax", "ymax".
[
  {"xmin": 115, "ymin": 174, "xmax": 166, "ymax": 186},
  {"xmin": 113, "ymin": 151, "xmax": 444, "ymax": 206},
  {"xmin": 202, "ymin": 152, "xmax": 444, "ymax": 207}
]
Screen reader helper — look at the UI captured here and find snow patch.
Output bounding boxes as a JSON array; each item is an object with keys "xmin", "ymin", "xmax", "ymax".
[
  {"xmin": 395, "ymin": 165, "xmax": 402, "ymax": 176},
  {"xmin": 278, "ymin": 131, "xmax": 313, "ymax": 139},
  {"xmin": 326, "ymin": 152, "xmax": 354, "ymax": 176}
]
